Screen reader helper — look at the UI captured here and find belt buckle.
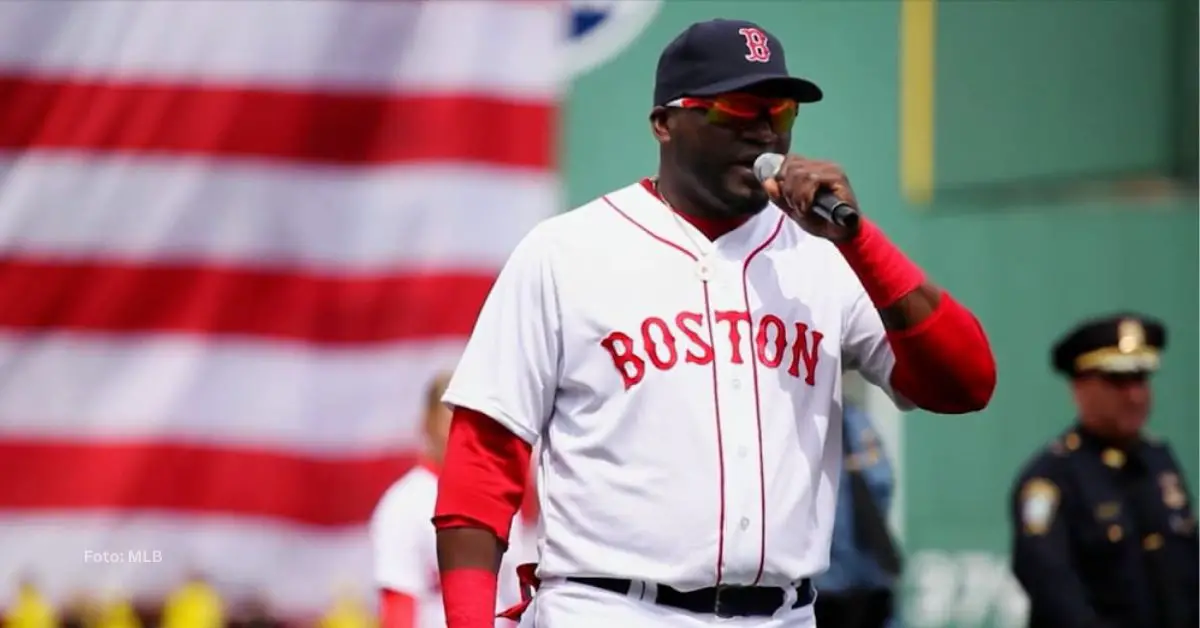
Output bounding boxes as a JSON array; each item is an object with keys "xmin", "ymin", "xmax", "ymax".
[{"xmin": 712, "ymin": 585, "xmax": 738, "ymax": 619}]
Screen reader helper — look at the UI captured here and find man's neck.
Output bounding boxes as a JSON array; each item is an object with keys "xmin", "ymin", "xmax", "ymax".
[
  {"xmin": 1078, "ymin": 420, "xmax": 1139, "ymax": 449},
  {"xmin": 654, "ymin": 171, "xmax": 717, "ymax": 219},
  {"xmin": 649, "ymin": 174, "xmax": 748, "ymax": 241}
]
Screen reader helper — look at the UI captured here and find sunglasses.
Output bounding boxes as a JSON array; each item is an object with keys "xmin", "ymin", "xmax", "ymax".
[{"xmin": 665, "ymin": 94, "xmax": 798, "ymax": 134}]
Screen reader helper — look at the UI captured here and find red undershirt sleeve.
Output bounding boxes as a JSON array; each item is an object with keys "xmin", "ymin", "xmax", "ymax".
[
  {"xmin": 432, "ymin": 407, "xmax": 533, "ymax": 628},
  {"xmin": 885, "ymin": 293, "xmax": 996, "ymax": 413},
  {"xmin": 433, "ymin": 407, "xmax": 532, "ymax": 542}
]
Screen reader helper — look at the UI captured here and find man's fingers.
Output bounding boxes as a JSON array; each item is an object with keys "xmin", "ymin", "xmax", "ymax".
[
  {"xmin": 782, "ymin": 166, "xmax": 820, "ymax": 213},
  {"xmin": 762, "ymin": 177, "xmax": 782, "ymax": 199}
]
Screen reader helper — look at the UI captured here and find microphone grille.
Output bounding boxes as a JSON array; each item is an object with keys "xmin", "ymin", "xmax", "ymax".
[{"xmin": 752, "ymin": 153, "xmax": 784, "ymax": 183}]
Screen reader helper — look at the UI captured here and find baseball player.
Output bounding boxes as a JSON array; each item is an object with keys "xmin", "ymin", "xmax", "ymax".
[
  {"xmin": 370, "ymin": 372, "xmax": 537, "ymax": 628},
  {"xmin": 431, "ymin": 18, "xmax": 997, "ymax": 628}
]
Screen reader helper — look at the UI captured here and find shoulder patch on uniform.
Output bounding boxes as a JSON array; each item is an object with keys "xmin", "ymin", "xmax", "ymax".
[
  {"xmin": 1020, "ymin": 477, "xmax": 1059, "ymax": 536},
  {"xmin": 1160, "ymin": 472, "xmax": 1188, "ymax": 509}
]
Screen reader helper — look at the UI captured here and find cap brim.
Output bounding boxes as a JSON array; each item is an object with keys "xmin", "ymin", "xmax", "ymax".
[{"xmin": 688, "ymin": 73, "xmax": 823, "ymax": 103}]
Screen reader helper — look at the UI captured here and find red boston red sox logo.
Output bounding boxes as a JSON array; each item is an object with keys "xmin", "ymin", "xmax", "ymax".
[
  {"xmin": 601, "ymin": 310, "xmax": 824, "ymax": 390},
  {"xmin": 738, "ymin": 27, "xmax": 771, "ymax": 63}
]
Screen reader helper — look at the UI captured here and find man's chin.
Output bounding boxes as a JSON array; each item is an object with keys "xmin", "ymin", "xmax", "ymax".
[
  {"xmin": 711, "ymin": 177, "xmax": 763, "ymax": 212},
  {"xmin": 725, "ymin": 189, "xmax": 770, "ymax": 216},
  {"xmin": 1121, "ymin": 416, "xmax": 1149, "ymax": 437}
]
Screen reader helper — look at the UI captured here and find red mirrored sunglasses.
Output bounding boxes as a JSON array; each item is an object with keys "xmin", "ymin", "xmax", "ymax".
[{"xmin": 666, "ymin": 94, "xmax": 798, "ymax": 134}]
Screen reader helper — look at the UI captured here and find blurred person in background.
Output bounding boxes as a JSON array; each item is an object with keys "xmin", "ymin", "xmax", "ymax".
[
  {"xmin": 813, "ymin": 401, "xmax": 901, "ymax": 628},
  {"xmin": 229, "ymin": 595, "xmax": 280, "ymax": 628},
  {"xmin": 370, "ymin": 372, "xmax": 536, "ymax": 628},
  {"xmin": 160, "ymin": 572, "xmax": 224, "ymax": 628},
  {"xmin": 58, "ymin": 592, "xmax": 96, "ymax": 628},
  {"xmin": 1008, "ymin": 313, "xmax": 1199, "ymax": 628}
]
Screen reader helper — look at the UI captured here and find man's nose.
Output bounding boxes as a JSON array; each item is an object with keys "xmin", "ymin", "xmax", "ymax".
[{"xmin": 741, "ymin": 115, "xmax": 777, "ymax": 143}]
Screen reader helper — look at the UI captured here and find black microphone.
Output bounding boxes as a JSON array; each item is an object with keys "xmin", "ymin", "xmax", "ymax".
[{"xmin": 752, "ymin": 153, "xmax": 860, "ymax": 229}]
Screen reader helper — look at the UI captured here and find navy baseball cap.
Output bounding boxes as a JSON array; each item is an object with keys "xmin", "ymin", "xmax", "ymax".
[{"xmin": 653, "ymin": 19, "xmax": 823, "ymax": 107}]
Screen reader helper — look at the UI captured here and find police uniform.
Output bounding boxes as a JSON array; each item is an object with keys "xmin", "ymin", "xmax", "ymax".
[{"xmin": 1008, "ymin": 314, "xmax": 1199, "ymax": 628}]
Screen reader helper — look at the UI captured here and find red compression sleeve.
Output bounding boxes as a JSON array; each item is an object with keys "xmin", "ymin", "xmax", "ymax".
[
  {"xmin": 836, "ymin": 219, "xmax": 996, "ymax": 413},
  {"xmin": 379, "ymin": 590, "xmax": 416, "ymax": 628},
  {"xmin": 432, "ymin": 407, "xmax": 532, "ymax": 542}
]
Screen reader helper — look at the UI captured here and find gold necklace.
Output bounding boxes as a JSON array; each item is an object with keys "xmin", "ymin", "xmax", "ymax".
[{"xmin": 654, "ymin": 180, "xmax": 708, "ymax": 252}]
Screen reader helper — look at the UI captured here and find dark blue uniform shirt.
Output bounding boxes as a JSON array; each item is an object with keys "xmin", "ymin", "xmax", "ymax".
[{"xmin": 1009, "ymin": 424, "xmax": 1199, "ymax": 628}]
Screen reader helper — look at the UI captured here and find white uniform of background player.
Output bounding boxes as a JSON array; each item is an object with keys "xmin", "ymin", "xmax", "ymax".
[
  {"xmin": 442, "ymin": 179, "xmax": 908, "ymax": 627},
  {"xmin": 371, "ymin": 464, "xmax": 537, "ymax": 628},
  {"xmin": 370, "ymin": 372, "xmax": 539, "ymax": 628}
]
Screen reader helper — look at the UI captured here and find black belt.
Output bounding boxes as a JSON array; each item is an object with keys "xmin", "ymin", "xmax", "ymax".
[{"xmin": 567, "ymin": 576, "xmax": 815, "ymax": 618}]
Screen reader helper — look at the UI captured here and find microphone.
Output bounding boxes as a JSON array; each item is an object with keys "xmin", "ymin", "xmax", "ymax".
[{"xmin": 752, "ymin": 153, "xmax": 860, "ymax": 229}]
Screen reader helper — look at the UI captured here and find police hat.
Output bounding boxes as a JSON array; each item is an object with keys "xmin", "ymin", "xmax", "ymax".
[{"xmin": 1051, "ymin": 313, "xmax": 1167, "ymax": 377}]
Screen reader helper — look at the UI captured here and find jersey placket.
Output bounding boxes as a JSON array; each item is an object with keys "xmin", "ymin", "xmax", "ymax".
[{"xmin": 698, "ymin": 241, "xmax": 766, "ymax": 586}]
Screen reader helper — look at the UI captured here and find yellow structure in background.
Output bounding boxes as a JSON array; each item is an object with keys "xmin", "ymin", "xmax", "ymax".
[
  {"xmin": 900, "ymin": 0, "xmax": 936, "ymax": 204},
  {"xmin": 3, "ymin": 581, "xmax": 56, "ymax": 628},
  {"xmin": 160, "ymin": 578, "xmax": 223, "ymax": 628}
]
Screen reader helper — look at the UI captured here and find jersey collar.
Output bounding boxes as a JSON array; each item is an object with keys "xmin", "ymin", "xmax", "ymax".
[{"xmin": 603, "ymin": 179, "xmax": 784, "ymax": 261}]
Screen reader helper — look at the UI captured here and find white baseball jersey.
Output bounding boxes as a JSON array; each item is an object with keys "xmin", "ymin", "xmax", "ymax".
[
  {"xmin": 443, "ymin": 179, "xmax": 909, "ymax": 592},
  {"xmin": 370, "ymin": 462, "xmax": 537, "ymax": 627}
]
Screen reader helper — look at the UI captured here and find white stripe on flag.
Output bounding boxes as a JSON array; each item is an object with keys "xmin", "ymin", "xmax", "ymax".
[
  {"xmin": 0, "ymin": 0, "xmax": 561, "ymax": 98},
  {"xmin": 0, "ymin": 333, "xmax": 465, "ymax": 455},
  {"xmin": 0, "ymin": 154, "xmax": 558, "ymax": 270}
]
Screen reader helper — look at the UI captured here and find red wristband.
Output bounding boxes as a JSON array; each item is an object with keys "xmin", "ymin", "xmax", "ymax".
[
  {"xmin": 441, "ymin": 568, "xmax": 498, "ymax": 628},
  {"xmin": 835, "ymin": 218, "xmax": 925, "ymax": 308}
]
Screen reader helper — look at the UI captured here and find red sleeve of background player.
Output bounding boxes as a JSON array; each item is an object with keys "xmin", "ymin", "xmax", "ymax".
[
  {"xmin": 432, "ymin": 407, "xmax": 531, "ymax": 542},
  {"xmin": 379, "ymin": 589, "xmax": 416, "ymax": 628},
  {"xmin": 837, "ymin": 219, "xmax": 996, "ymax": 414}
]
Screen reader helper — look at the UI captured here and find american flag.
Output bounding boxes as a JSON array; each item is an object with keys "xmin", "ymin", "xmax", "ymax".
[{"xmin": 0, "ymin": 0, "xmax": 560, "ymax": 616}]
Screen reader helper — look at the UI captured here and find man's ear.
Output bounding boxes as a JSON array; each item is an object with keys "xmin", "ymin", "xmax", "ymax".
[{"xmin": 649, "ymin": 107, "xmax": 672, "ymax": 144}]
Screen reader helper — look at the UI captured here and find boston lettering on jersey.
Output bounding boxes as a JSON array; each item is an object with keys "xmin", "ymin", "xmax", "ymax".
[{"xmin": 601, "ymin": 310, "xmax": 824, "ymax": 389}]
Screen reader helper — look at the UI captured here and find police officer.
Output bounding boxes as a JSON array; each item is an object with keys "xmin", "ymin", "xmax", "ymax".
[{"xmin": 1008, "ymin": 313, "xmax": 1199, "ymax": 628}]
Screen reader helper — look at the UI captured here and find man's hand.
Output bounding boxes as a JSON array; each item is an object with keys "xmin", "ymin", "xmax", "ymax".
[{"xmin": 761, "ymin": 155, "xmax": 860, "ymax": 242}]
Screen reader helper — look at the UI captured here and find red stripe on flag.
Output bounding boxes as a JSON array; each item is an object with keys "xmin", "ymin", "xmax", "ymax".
[
  {"xmin": 0, "ymin": 74, "xmax": 554, "ymax": 167},
  {"xmin": 0, "ymin": 257, "xmax": 495, "ymax": 344},
  {"xmin": 0, "ymin": 439, "xmax": 418, "ymax": 527}
]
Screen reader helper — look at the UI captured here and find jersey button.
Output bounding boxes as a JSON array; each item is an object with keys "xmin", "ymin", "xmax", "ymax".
[
  {"xmin": 738, "ymin": 447, "xmax": 748, "ymax": 458},
  {"xmin": 695, "ymin": 261, "xmax": 711, "ymax": 281},
  {"xmin": 732, "ymin": 379, "xmax": 742, "ymax": 390},
  {"xmin": 740, "ymin": 517, "xmax": 751, "ymax": 530}
]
